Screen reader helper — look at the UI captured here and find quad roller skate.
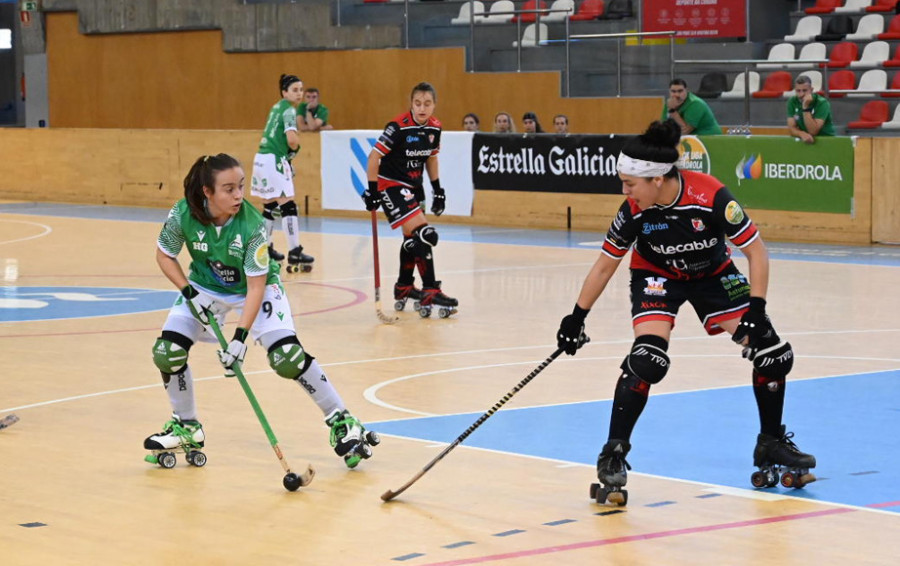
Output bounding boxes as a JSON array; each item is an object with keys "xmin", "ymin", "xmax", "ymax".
[
  {"xmin": 417, "ymin": 281, "xmax": 458, "ymax": 319},
  {"xmin": 285, "ymin": 246, "xmax": 314, "ymax": 273},
  {"xmin": 750, "ymin": 425, "xmax": 816, "ymax": 489},
  {"xmin": 268, "ymin": 243, "xmax": 285, "ymax": 263},
  {"xmin": 590, "ymin": 439, "xmax": 631, "ymax": 506},
  {"xmin": 143, "ymin": 416, "xmax": 207, "ymax": 469},
  {"xmin": 325, "ymin": 409, "xmax": 380, "ymax": 469},
  {"xmin": 393, "ymin": 282, "xmax": 424, "ymax": 312}
]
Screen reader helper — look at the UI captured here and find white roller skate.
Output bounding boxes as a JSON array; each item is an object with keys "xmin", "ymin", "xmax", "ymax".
[
  {"xmin": 143, "ymin": 416, "xmax": 207, "ymax": 469},
  {"xmin": 590, "ymin": 439, "xmax": 631, "ymax": 506},
  {"xmin": 751, "ymin": 425, "xmax": 816, "ymax": 489},
  {"xmin": 325, "ymin": 409, "xmax": 380, "ymax": 469}
]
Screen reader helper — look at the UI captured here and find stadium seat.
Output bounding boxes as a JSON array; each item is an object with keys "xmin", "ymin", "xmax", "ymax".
[
  {"xmin": 880, "ymin": 103, "xmax": 900, "ymax": 128},
  {"xmin": 512, "ymin": 0, "xmax": 548, "ymax": 23},
  {"xmin": 847, "ymin": 99, "xmax": 890, "ymax": 128},
  {"xmin": 544, "ymin": 0, "xmax": 575, "ymax": 22},
  {"xmin": 827, "ymin": 69, "xmax": 857, "ymax": 96},
  {"xmin": 815, "ymin": 15, "xmax": 855, "ymax": 41},
  {"xmin": 885, "ymin": 44, "xmax": 900, "ymax": 67},
  {"xmin": 512, "ymin": 23, "xmax": 548, "ymax": 47},
  {"xmin": 849, "ymin": 68, "xmax": 888, "ymax": 96},
  {"xmin": 759, "ymin": 43, "xmax": 796, "ymax": 69},
  {"xmin": 877, "ymin": 14, "xmax": 900, "ymax": 39},
  {"xmin": 793, "ymin": 42, "xmax": 828, "ymax": 68},
  {"xmin": 720, "ymin": 71, "xmax": 760, "ymax": 99},
  {"xmin": 696, "ymin": 72, "xmax": 728, "ymax": 99},
  {"xmin": 851, "ymin": 40, "xmax": 890, "ymax": 68},
  {"xmin": 570, "ymin": 0, "xmax": 605, "ymax": 20},
  {"xmin": 604, "ymin": 0, "xmax": 633, "ymax": 19},
  {"xmin": 806, "ymin": 0, "xmax": 843, "ymax": 14},
  {"xmin": 451, "ymin": 1, "xmax": 486, "ymax": 25},
  {"xmin": 785, "ymin": 16, "xmax": 823, "ymax": 41},
  {"xmin": 846, "ymin": 13, "xmax": 886, "ymax": 39},
  {"xmin": 752, "ymin": 71, "xmax": 794, "ymax": 98},
  {"xmin": 483, "ymin": 0, "xmax": 515, "ymax": 23},
  {"xmin": 867, "ymin": 0, "xmax": 899, "ymax": 12},
  {"xmin": 836, "ymin": 0, "xmax": 874, "ymax": 12},
  {"xmin": 823, "ymin": 41, "xmax": 859, "ymax": 67},
  {"xmin": 882, "ymin": 71, "xmax": 900, "ymax": 97}
]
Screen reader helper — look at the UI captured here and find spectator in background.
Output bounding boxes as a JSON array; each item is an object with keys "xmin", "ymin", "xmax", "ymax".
[
  {"xmin": 662, "ymin": 78, "xmax": 721, "ymax": 136},
  {"xmin": 298, "ymin": 87, "xmax": 333, "ymax": 132},
  {"xmin": 786, "ymin": 75, "xmax": 834, "ymax": 144},
  {"xmin": 522, "ymin": 112, "xmax": 544, "ymax": 134},
  {"xmin": 493, "ymin": 112, "xmax": 516, "ymax": 133},
  {"xmin": 553, "ymin": 114, "xmax": 570, "ymax": 134},
  {"xmin": 462, "ymin": 113, "xmax": 480, "ymax": 132}
]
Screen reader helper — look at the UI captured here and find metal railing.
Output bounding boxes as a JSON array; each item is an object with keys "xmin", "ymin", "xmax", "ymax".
[
  {"xmin": 567, "ymin": 31, "xmax": 677, "ymax": 97},
  {"xmin": 469, "ymin": 7, "xmax": 574, "ymax": 75}
]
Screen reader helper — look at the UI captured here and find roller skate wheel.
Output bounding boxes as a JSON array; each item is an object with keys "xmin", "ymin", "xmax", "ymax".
[
  {"xmin": 283, "ymin": 472, "xmax": 303, "ymax": 492},
  {"xmin": 300, "ymin": 264, "xmax": 313, "ymax": 273},
  {"xmin": 751, "ymin": 471, "xmax": 768, "ymax": 489},
  {"xmin": 344, "ymin": 453, "xmax": 362, "ymax": 469},
  {"xmin": 780, "ymin": 471, "xmax": 797, "ymax": 489},
  {"xmin": 286, "ymin": 265, "xmax": 298, "ymax": 274},
  {"xmin": 413, "ymin": 300, "xmax": 421, "ymax": 310},
  {"xmin": 438, "ymin": 308, "xmax": 450, "ymax": 318},
  {"xmin": 799, "ymin": 472, "xmax": 817, "ymax": 487},
  {"xmin": 607, "ymin": 490, "xmax": 627, "ymax": 506},
  {"xmin": 589, "ymin": 482, "xmax": 600, "ymax": 500},
  {"xmin": 394, "ymin": 300, "xmax": 406, "ymax": 311},
  {"xmin": 187, "ymin": 451, "xmax": 207, "ymax": 467},
  {"xmin": 365, "ymin": 430, "xmax": 381, "ymax": 446},
  {"xmin": 158, "ymin": 452, "xmax": 177, "ymax": 469},
  {"xmin": 418, "ymin": 306, "xmax": 432, "ymax": 318}
]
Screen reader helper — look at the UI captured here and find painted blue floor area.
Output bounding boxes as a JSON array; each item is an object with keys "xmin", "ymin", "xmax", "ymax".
[
  {"xmin": 371, "ymin": 370, "xmax": 900, "ymax": 511},
  {"xmin": 3, "ymin": 202, "xmax": 900, "ymax": 266}
]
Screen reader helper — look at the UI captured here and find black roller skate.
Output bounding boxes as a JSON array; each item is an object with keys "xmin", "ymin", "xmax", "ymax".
[
  {"xmin": 394, "ymin": 282, "xmax": 424, "ymax": 312},
  {"xmin": 590, "ymin": 439, "xmax": 631, "ymax": 506},
  {"xmin": 268, "ymin": 243, "xmax": 285, "ymax": 263},
  {"xmin": 750, "ymin": 425, "xmax": 816, "ymax": 489},
  {"xmin": 418, "ymin": 281, "xmax": 458, "ymax": 319},
  {"xmin": 325, "ymin": 409, "xmax": 380, "ymax": 469},
  {"xmin": 286, "ymin": 245, "xmax": 314, "ymax": 273},
  {"xmin": 143, "ymin": 416, "xmax": 206, "ymax": 469}
]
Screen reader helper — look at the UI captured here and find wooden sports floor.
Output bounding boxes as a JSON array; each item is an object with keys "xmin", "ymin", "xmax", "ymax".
[{"xmin": 2, "ymin": 202, "xmax": 899, "ymax": 565}]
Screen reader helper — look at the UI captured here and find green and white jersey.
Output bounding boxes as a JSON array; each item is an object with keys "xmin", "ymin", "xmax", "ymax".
[
  {"xmin": 258, "ymin": 99, "xmax": 299, "ymax": 160},
  {"xmin": 157, "ymin": 199, "xmax": 280, "ymax": 295}
]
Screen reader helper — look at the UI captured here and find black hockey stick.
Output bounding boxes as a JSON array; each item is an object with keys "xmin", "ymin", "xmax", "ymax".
[{"xmin": 381, "ymin": 346, "xmax": 571, "ymax": 502}]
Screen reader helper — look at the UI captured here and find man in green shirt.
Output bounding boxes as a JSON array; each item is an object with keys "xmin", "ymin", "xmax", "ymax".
[
  {"xmin": 298, "ymin": 87, "xmax": 333, "ymax": 132},
  {"xmin": 786, "ymin": 75, "xmax": 835, "ymax": 144},
  {"xmin": 661, "ymin": 78, "xmax": 722, "ymax": 136}
]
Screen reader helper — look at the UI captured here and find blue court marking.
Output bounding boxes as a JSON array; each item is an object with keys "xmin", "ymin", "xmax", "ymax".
[
  {"xmin": 493, "ymin": 529, "xmax": 526, "ymax": 537},
  {"xmin": 0, "ymin": 286, "xmax": 178, "ymax": 323},
  {"xmin": 442, "ymin": 541, "xmax": 475, "ymax": 549},
  {"xmin": 543, "ymin": 519, "xmax": 576, "ymax": 526},
  {"xmin": 372, "ymin": 369, "xmax": 900, "ymax": 512},
  {"xmin": 392, "ymin": 553, "xmax": 425, "ymax": 562},
  {"xmin": 4, "ymin": 203, "xmax": 900, "ymax": 266}
]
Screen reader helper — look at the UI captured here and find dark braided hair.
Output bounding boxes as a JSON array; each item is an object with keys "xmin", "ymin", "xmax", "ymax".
[{"xmin": 183, "ymin": 153, "xmax": 242, "ymax": 225}]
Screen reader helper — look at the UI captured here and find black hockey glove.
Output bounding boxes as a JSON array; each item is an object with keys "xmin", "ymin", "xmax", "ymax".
[
  {"xmin": 362, "ymin": 181, "xmax": 382, "ymax": 211},
  {"xmin": 431, "ymin": 178, "xmax": 446, "ymax": 216},
  {"xmin": 557, "ymin": 304, "xmax": 590, "ymax": 356},
  {"xmin": 181, "ymin": 284, "xmax": 216, "ymax": 325},
  {"xmin": 732, "ymin": 297, "xmax": 775, "ymax": 358}
]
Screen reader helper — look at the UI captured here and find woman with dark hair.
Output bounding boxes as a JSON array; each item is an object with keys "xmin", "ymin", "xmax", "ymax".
[
  {"xmin": 250, "ymin": 74, "xmax": 314, "ymax": 273},
  {"xmin": 556, "ymin": 119, "xmax": 815, "ymax": 505},
  {"xmin": 462, "ymin": 113, "xmax": 480, "ymax": 132},
  {"xmin": 145, "ymin": 154, "xmax": 379, "ymax": 470},
  {"xmin": 522, "ymin": 111, "xmax": 544, "ymax": 134}
]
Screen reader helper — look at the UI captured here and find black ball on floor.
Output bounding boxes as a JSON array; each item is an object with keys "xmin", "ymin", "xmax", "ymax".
[{"xmin": 283, "ymin": 473, "xmax": 302, "ymax": 492}]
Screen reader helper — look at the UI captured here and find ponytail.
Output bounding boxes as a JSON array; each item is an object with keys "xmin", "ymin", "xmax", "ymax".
[{"xmin": 183, "ymin": 153, "xmax": 241, "ymax": 224}]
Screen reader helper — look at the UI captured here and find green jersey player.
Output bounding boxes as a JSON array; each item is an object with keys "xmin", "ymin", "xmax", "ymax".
[
  {"xmin": 250, "ymin": 74, "xmax": 314, "ymax": 272},
  {"xmin": 145, "ymin": 153, "xmax": 379, "ymax": 470}
]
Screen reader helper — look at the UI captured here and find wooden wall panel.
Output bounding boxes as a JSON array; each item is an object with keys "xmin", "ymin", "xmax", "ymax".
[{"xmin": 871, "ymin": 137, "xmax": 900, "ymax": 244}]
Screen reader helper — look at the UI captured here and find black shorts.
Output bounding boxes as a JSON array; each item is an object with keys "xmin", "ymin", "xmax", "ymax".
[
  {"xmin": 629, "ymin": 262, "xmax": 751, "ymax": 335},
  {"xmin": 380, "ymin": 185, "xmax": 425, "ymax": 229}
]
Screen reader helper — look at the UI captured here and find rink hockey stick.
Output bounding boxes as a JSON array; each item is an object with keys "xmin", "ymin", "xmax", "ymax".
[
  {"xmin": 206, "ymin": 312, "xmax": 315, "ymax": 491},
  {"xmin": 371, "ymin": 210, "xmax": 399, "ymax": 324},
  {"xmin": 381, "ymin": 344, "xmax": 575, "ymax": 502},
  {"xmin": 0, "ymin": 414, "xmax": 20, "ymax": 430}
]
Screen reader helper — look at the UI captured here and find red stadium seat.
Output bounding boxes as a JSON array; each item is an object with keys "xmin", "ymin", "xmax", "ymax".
[
  {"xmin": 570, "ymin": 0, "xmax": 605, "ymax": 20},
  {"xmin": 827, "ymin": 69, "xmax": 857, "ymax": 97},
  {"xmin": 866, "ymin": 0, "xmax": 899, "ymax": 12},
  {"xmin": 848, "ymin": 100, "xmax": 890, "ymax": 128},
  {"xmin": 806, "ymin": 0, "xmax": 844, "ymax": 14},
  {"xmin": 512, "ymin": 0, "xmax": 549, "ymax": 23},
  {"xmin": 883, "ymin": 72, "xmax": 900, "ymax": 97},
  {"xmin": 752, "ymin": 71, "xmax": 794, "ymax": 98},
  {"xmin": 884, "ymin": 45, "xmax": 900, "ymax": 67},
  {"xmin": 823, "ymin": 41, "xmax": 860, "ymax": 68},
  {"xmin": 877, "ymin": 14, "xmax": 900, "ymax": 39}
]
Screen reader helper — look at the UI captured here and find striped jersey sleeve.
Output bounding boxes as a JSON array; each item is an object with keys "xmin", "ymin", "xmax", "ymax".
[
  {"xmin": 713, "ymin": 186, "xmax": 759, "ymax": 248},
  {"xmin": 601, "ymin": 200, "xmax": 638, "ymax": 260},
  {"xmin": 157, "ymin": 203, "xmax": 185, "ymax": 258},
  {"xmin": 244, "ymin": 224, "xmax": 270, "ymax": 277},
  {"xmin": 373, "ymin": 121, "xmax": 400, "ymax": 156}
]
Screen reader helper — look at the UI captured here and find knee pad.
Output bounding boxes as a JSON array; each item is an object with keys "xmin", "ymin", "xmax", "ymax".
[
  {"xmin": 620, "ymin": 335, "xmax": 670, "ymax": 385},
  {"xmin": 152, "ymin": 331, "xmax": 193, "ymax": 374},
  {"xmin": 751, "ymin": 341, "xmax": 793, "ymax": 379},
  {"xmin": 402, "ymin": 236, "xmax": 428, "ymax": 259},
  {"xmin": 267, "ymin": 336, "xmax": 313, "ymax": 379},
  {"xmin": 262, "ymin": 201, "xmax": 279, "ymax": 220},
  {"xmin": 413, "ymin": 224, "xmax": 438, "ymax": 247},
  {"xmin": 279, "ymin": 200, "xmax": 298, "ymax": 217}
]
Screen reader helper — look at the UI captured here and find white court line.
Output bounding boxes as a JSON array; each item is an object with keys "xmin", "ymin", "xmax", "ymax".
[{"xmin": 0, "ymin": 219, "xmax": 53, "ymax": 246}]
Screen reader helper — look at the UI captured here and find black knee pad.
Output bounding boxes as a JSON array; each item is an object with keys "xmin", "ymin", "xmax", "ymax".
[
  {"xmin": 262, "ymin": 201, "xmax": 279, "ymax": 220},
  {"xmin": 413, "ymin": 224, "xmax": 438, "ymax": 247},
  {"xmin": 402, "ymin": 235, "xmax": 429, "ymax": 259},
  {"xmin": 620, "ymin": 335, "xmax": 670, "ymax": 385},
  {"xmin": 752, "ymin": 341, "xmax": 793, "ymax": 379},
  {"xmin": 279, "ymin": 200, "xmax": 298, "ymax": 217}
]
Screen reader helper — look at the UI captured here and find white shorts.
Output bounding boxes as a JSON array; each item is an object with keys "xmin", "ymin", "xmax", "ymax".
[
  {"xmin": 162, "ymin": 282, "xmax": 296, "ymax": 345},
  {"xmin": 250, "ymin": 153, "xmax": 295, "ymax": 199}
]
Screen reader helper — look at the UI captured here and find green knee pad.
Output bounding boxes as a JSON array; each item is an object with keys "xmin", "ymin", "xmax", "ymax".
[
  {"xmin": 268, "ymin": 342, "xmax": 308, "ymax": 379},
  {"xmin": 152, "ymin": 338, "xmax": 188, "ymax": 374}
]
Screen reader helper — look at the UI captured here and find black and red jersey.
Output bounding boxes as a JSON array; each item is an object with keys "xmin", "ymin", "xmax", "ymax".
[
  {"xmin": 373, "ymin": 111, "xmax": 441, "ymax": 191},
  {"xmin": 601, "ymin": 170, "xmax": 759, "ymax": 280}
]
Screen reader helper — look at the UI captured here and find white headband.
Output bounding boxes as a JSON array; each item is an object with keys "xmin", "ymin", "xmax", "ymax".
[{"xmin": 616, "ymin": 152, "xmax": 674, "ymax": 178}]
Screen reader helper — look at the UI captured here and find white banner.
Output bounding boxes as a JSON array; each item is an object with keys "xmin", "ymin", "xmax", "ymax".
[{"xmin": 321, "ymin": 130, "xmax": 474, "ymax": 216}]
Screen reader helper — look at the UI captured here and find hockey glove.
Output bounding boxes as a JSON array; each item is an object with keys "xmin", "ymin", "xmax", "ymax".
[
  {"xmin": 218, "ymin": 327, "xmax": 249, "ymax": 376},
  {"xmin": 362, "ymin": 181, "xmax": 382, "ymax": 211},
  {"xmin": 181, "ymin": 285, "xmax": 217, "ymax": 325},
  {"xmin": 732, "ymin": 297, "xmax": 776, "ymax": 359},
  {"xmin": 557, "ymin": 304, "xmax": 590, "ymax": 356},
  {"xmin": 431, "ymin": 179, "xmax": 446, "ymax": 216}
]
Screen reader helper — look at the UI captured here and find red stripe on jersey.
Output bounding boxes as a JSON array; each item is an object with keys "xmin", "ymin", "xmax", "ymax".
[
  {"xmin": 374, "ymin": 141, "xmax": 391, "ymax": 156},
  {"xmin": 704, "ymin": 308, "xmax": 746, "ymax": 335},
  {"xmin": 677, "ymin": 170, "xmax": 724, "ymax": 207},
  {"xmin": 633, "ymin": 312, "xmax": 676, "ymax": 326},
  {"xmin": 389, "ymin": 207, "xmax": 424, "ymax": 230},
  {"xmin": 730, "ymin": 223, "xmax": 759, "ymax": 248},
  {"xmin": 602, "ymin": 239, "xmax": 629, "ymax": 259}
]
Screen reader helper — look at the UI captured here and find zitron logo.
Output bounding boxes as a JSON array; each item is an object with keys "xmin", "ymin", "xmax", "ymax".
[{"xmin": 735, "ymin": 154, "xmax": 764, "ymax": 185}]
